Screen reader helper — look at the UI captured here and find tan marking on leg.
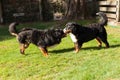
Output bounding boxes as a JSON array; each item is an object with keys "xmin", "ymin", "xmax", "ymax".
[
  {"xmin": 39, "ymin": 47, "xmax": 48, "ymax": 57},
  {"xmin": 20, "ymin": 44, "xmax": 25, "ymax": 55},
  {"xmin": 74, "ymin": 43, "xmax": 80, "ymax": 53},
  {"xmin": 96, "ymin": 37, "xmax": 102, "ymax": 47}
]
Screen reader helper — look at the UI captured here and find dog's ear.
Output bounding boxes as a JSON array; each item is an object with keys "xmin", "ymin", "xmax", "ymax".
[
  {"xmin": 72, "ymin": 23, "xmax": 80, "ymax": 27},
  {"xmin": 66, "ymin": 22, "xmax": 78, "ymax": 28},
  {"xmin": 71, "ymin": 24, "xmax": 77, "ymax": 33},
  {"xmin": 54, "ymin": 29, "xmax": 64, "ymax": 38}
]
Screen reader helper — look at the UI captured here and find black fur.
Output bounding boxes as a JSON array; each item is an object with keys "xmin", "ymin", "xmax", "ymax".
[
  {"xmin": 64, "ymin": 12, "xmax": 109, "ymax": 53},
  {"xmin": 9, "ymin": 22, "xmax": 66, "ymax": 56}
]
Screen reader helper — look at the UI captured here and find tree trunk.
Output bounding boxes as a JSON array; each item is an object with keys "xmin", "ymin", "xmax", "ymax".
[
  {"xmin": 64, "ymin": 0, "xmax": 86, "ymax": 20},
  {"xmin": 80, "ymin": 0, "xmax": 86, "ymax": 19},
  {"xmin": 0, "ymin": 0, "xmax": 3, "ymax": 23},
  {"xmin": 41, "ymin": 0, "xmax": 53, "ymax": 21},
  {"xmin": 64, "ymin": 0, "xmax": 77, "ymax": 19},
  {"xmin": 76, "ymin": 0, "xmax": 81, "ymax": 19},
  {"xmin": 38, "ymin": 0, "xmax": 42, "ymax": 20}
]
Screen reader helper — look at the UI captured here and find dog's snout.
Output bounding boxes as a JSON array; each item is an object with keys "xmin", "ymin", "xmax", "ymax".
[{"xmin": 63, "ymin": 28, "xmax": 66, "ymax": 33}]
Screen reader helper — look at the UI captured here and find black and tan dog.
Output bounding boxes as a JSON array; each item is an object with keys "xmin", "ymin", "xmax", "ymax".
[
  {"xmin": 9, "ymin": 22, "xmax": 66, "ymax": 56},
  {"xmin": 63, "ymin": 12, "xmax": 109, "ymax": 53}
]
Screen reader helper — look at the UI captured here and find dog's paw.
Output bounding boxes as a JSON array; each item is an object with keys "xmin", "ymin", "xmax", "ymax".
[
  {"xmin": 98, "ymin": 45, "xmax": 102, "ymax": 48},
  {"xmin": 20, "ymin": 49, "xmax": 25, "ymax": 55}
]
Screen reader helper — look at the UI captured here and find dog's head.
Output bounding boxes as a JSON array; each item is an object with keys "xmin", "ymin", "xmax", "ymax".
[
  {"xmin": 64, "ymin": 22, "xmax": 79, "ymax": 34},
  {"xmin": 96, "ymin": 12, "xmax": 105, "ymax": 17},
  {"xmin": 96, "ymin": 12, "xmax": 108, "ymax": 26},
  {"xmin": 54, "ymin": 28, "xmax": 66, "ymax": 38}
]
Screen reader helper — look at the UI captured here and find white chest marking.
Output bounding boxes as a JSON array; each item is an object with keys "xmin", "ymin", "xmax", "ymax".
[{"xmin": 69, "ymin": 33, "xmax": 77, "ymax": 43}]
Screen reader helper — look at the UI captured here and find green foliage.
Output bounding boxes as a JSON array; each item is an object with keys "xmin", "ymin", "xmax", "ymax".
[{"xmin": 0, "ymin": 21, "xmax": 120, "ymax": 80}]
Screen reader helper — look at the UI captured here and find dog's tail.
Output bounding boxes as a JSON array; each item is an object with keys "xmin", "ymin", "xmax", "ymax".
[
  {"xmin": 9, "ymin": 22, "xmax": 19, "ymax": 37},
  {"xmin": 96, "ymin": 12, "xmax": 108, "ymax": 26}
]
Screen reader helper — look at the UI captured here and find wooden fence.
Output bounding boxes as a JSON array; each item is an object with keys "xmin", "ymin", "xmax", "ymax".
[
  {"xmin": 99, "ymin": 0, "xmax": 120, "ymax": 22},
  {"xmin": 0, "ymin": 0, "xmax": 40, "ymax": 23},
  {"xmin": 0, "ymin": 0, "xmax": 120, "ymax": 23}
]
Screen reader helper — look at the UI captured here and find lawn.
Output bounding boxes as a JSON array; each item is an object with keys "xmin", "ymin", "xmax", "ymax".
[{"xmin": 0, "ymin": 21, "xmax": 120, "ymax": 80}]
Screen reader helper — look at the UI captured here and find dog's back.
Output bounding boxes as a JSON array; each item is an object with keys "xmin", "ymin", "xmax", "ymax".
[{"xmin": 30, "ymin": 29, "xmax": 65, "ymax": 47}]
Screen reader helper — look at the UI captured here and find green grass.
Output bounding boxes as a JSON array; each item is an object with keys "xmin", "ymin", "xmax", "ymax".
[{"xmin": 0, "ymin": 21, "xmax": 120, "ymax": 80}]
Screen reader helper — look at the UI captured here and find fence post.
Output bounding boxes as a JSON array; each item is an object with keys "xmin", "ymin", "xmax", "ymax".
[{"xmin": 116, "ymin": 0, "xmax": 120, "ymax": 22}]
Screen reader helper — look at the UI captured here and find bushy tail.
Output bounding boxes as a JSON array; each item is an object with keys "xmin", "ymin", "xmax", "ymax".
[
  {"xmin": 96, "ymin": 12, "xmax": 108, "ymax": 26},
  {"xmin": 9, "ymin": 22, "xmax": 19, "ymax": 37}
]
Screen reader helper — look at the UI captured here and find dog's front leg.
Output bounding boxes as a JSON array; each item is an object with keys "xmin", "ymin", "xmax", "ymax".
[
  {"xmin": 74, "ymin": 42, "xmax": 82, "ymax": 53},
  {"xmin": 20, "ymin": 43, "xmax": 25, "ymax": 55},
  {"xmin": 39, "ymin": 47, "xmax": 48, "ymax": 57}
]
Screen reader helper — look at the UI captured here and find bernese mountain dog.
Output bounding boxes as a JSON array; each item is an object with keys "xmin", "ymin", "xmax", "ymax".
[
  {"xmin": 9, "ymin": 22, "xmax": 66, "ymax": 57},
  {"xmin": 63, "ymin": 12, "xmax": 109, "ymax": 53}
]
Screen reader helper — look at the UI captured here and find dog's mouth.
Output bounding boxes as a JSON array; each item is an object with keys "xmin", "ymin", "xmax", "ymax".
[
  {"xmin": 63, "ymin": 29, "xmax": 72, "ymax": 34},
  {"xmin": 62, "ymin": 33, "xmax": 67, "ymax": 38}
]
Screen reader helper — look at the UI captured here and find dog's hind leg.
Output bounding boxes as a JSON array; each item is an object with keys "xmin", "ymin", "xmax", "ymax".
[
  {"xmin": 101, "ymin": 38, "xmax": 109, "ymax": 48},
  {"xmin": 39, "ymin": 47, "xmax": 48, "ymax": 57},
  {"xmin": 99, "ymin": 35, "xmax": 109, "ymax": 48},
  {"xmin": 96, "ymin": 37, "xmax": 102, "ymax": 47}
]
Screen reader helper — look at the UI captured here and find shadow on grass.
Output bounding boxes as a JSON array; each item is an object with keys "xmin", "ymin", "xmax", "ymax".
[
  {"xmin": 109, "ymin": 44, "xmax": 120, "ymax": 48},
  {"xmin": 49, "ymin": 44, "xmax": 120, "ymax": 53},
  {"xmin": 49, "ymin": 48, "xmax": 74, "ymax": 53},
  {"xmin": 82, "ymin": 44, "xmax": 120, "ymax": 50}
]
